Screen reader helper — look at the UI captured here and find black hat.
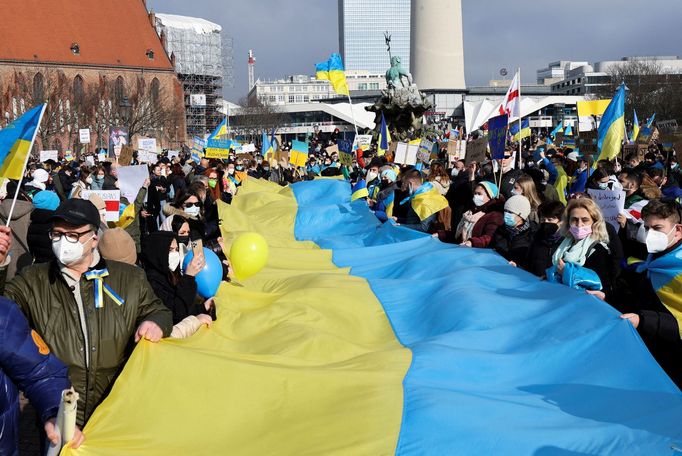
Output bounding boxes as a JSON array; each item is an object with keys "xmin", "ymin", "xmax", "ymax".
[{"xmin": 48, "ymin": 199, "xmax": 101, "ymax": 228}]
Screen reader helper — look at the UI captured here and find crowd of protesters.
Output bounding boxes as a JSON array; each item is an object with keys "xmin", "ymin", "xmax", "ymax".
[{"xmin": 1, "ymin": 126, "xmax": 682, "ymax": 454}]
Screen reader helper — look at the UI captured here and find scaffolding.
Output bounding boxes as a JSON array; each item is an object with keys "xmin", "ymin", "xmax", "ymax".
[{"xmin": 155, "ymin": 13, "xmax": 234, "ymax": 137}]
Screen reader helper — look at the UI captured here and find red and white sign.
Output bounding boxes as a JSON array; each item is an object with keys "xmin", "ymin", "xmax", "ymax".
[
  {"xmin": 498, "ymin": 70, "xmax": 520, "ymax": 120},
  {"xmin": 81, "ymin": 190, "xmax": 121, "ymax": 222}
]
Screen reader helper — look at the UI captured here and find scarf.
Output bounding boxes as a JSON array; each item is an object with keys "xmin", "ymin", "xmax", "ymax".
[
  {"xmin": 552, "ymin": 236, "xmax": 600, "ymax": 267},
  {"xmin": 456, "ymin": 210, "xmax": 486, "ymax": 242},
  {"xmin": 635, "ymin": 243, "xmax": 682, "ymax": 338},
  {"xmin": 506, "ymin": 219, "xmax": 530, "ymax": 238}
]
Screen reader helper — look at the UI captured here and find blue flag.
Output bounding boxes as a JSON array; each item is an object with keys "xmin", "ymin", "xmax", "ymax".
[{"xmin": 487, "ymin": 114, "xmax": 508, "ymax": 160}]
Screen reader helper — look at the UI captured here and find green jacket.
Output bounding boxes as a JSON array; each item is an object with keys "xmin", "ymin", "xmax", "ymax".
[{"xmin": 1, "ymin": 257, "xmax": 173, "ymax": 425}]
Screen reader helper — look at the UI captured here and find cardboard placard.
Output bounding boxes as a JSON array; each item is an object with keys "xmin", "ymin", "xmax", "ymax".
[
  {"xmin": 338, "ymin": 151, "xmax": 353, "ymax": 167},
  {"xmin": 325, "ymin": 145, "xmax": 339, "ymax": 155},
  {"xmin": 465, "ymin": 138, "xmax": 488, "ymax": 165}
]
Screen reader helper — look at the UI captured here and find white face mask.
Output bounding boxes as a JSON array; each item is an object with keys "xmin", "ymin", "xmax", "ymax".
[
  {"xmin": 645, "ymin": 225, "xmax": 677, "ymax": 254},
  {"xmin": 184, "ymin": 205, "xmax": 200, "ymax": 217},
  {"xmin": 52, "ymin": 235, "xmax": 93, "ymax": 266},
  {"xmin": 598, "ymin": 182, "xmax": 609, "ymax": 190},
  {"xmin": 168, "ymin": 251, "xmax": 181, "ymax": 271},
  {"xmin": 511, "ymin": 189, "xmax": 521, "ymax": 196},
  {"xmin": 452, "ymin": 169, "xmax": 460, "ymax": 177},
  {"xmin": 85, "ymin": 176, "xmax": 93, "ymax": 185},
  {"xmin": 473, "ymin": 195, "xmax": 486, "ymax": 207},
  {"xmin": 367, "ymin": 171, "xmax": 378, "ymax": 182}
]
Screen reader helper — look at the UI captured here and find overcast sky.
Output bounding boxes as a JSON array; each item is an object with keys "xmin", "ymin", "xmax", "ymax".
[{"xmin": 148, "ymin": 0, "xmax": 682, "ymax": 102}]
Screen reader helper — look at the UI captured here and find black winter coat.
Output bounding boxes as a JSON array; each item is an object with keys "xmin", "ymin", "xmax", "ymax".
[
  {"xmin": 27, "ymin": 208, "xmax": 55, "ymax": 264},
  {"xmin": 141, "ymin": 232, "xmax": 202, "ymax": 324},
  {"xmin": 490, "ymin": 222, "xmax": 538, "ymax": 269},
  {"xmin": 526, "ymin": 223, "xmax": 563, "ymax": 277}
]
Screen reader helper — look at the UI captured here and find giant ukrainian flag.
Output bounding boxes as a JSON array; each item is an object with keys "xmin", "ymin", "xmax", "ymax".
[
  {"xmin": 596, "ymin": 84, "xmax": 626, "ymax": 162},
  {"xmin": 65, "ymin": 179, "xmax": 682, "ymax": 455},
  {"xmin": 0, "ymin": 104, "xmax": 45, "ymax": 179}
]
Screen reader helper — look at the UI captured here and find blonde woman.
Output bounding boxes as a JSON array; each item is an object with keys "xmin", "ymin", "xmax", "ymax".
[
  {"xmin": 511, "ymin": 175, "xmax": 542, "ymax": 223},
  {"xmin": 547, "ymin": 198, "xmax": 613, "ymax": 300}
]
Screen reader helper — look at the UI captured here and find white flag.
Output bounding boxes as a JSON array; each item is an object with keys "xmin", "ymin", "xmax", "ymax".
[{"xmin": 498, "ymin": 70, "xmax": 520, "ymax": 120}]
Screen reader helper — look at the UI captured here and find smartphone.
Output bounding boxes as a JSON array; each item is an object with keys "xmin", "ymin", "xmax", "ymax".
[{"xmin": 191, "ymin": 238, "xmax": 205, "ymax": 263}]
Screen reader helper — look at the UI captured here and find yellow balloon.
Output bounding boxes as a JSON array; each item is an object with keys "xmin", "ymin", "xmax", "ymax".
[{"xmin": 229, "ymin": 232, "xmax": 269, "ymax": 281}]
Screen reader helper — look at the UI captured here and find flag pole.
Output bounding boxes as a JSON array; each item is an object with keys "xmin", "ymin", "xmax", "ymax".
[
  {"xmin": 346, "ymin": 92, "xmax": 359, "ymax": 139},
  {"xmin": 6, "ymin": 104, "xmax": 47, "ymax": 228},
  {"xmin": 517, "ymin": 67, "xmax": 522, "ymax": 170}
]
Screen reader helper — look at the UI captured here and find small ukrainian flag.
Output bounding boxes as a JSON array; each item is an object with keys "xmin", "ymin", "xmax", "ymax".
[{"xmin": 0, "ymin": 104, "xmax": 46, "ymax": 180}]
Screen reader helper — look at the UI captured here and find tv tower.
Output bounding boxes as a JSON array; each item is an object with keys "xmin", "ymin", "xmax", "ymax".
[{"xmin": 248, "ymin": 50, "xmax": 256, "ymax": 91}]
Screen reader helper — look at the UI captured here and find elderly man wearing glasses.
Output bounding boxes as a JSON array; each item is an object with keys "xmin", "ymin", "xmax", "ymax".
[{"xmin": 0, "ymin": 198, "xmax": 172, "ymax": 427}]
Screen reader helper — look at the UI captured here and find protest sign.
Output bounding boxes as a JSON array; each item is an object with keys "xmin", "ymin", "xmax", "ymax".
[
  {"xmin": 168, "ymin": 150, "xmax": 180, "ymax": 161},
  {"xmin": 447, "ymin": 140, "xmax": 466, "ymax": 162},
  {"xmin": 242, "ymin": 144, "xmax": 256, "ymax": 153},
  {"xmin": 353, "ymin": 134, "xmax": 372, "ymax": 150},
  {"xmin": 109, "ymin": 127, "xmax": 128, "ymax": 157},
  {"xmin": 337, "ymin": 139, "xmax": 353, "ymax": 155},
  {"xmin": 81, "ymin": 190, "xmax": 121, "ymax": 222},
  {"xmin": 117, "ymin": 165, "xmax": 149, "ymax": 204},
  {"xmin": 64, "ymin": 151, "xmax": 74, "ymax": 162},
  {"xmin": 85, "ymin": 155, "xmax": 95, "ymax": 167},
  {"xmin": 587, "ymin": 188, "xmax": 626, "ymax": 230},
  {"xmin": 79, "ymin": 128, "xmax": 91, "ymax": 144},
  {"xmin": 137, "ymin": 150, "xmax": 158, "ymax": 164},
  {"xmin": 394, "ymin": 142, "xmax": 409, "ymax": 165},
  {"xmin": 325, "ymin": 145, "xmax": 339, "ymax": 155},
  {"xmin": 405, "ymin": 142, "xmax": 419, "ymax": 165},
  {"xmin": 417, "ymin": 139, "xmax": 433, "ymax": 163},
  {"xmin": 657, "ymin": 120, "xmax": 678, "ymax": 134},
  {"xmin": 40, "ymin": 150, "xmax": 58, "ymax": 162},
  {"xmin": 338, "ymin": 152, "xmax": 353, "ymax": 167},
  {"xmin": 577, "ymin": 131, "xmax": 598, "ymax": 157},
  {"xmin": 487, "ymin": 114, "xmax": 508, "ymax": 160},
  {"xmin": 138, "ymin": 137, "xmax": 158, "ymax": 152},
  {"xmin": 465, "ymin": 138, "xmax": 488, "ymax": 166},
  {"xmin": 637, "ymin": 127, "xmax": 653, "ymax": 144},
  {"xmin": 205, "ymin": 148, "xmax": 230, "ymax": 159}
]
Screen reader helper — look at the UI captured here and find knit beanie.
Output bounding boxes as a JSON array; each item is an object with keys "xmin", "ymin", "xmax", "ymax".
[
  {"xmin": 381, "ymin": 169, "xmax": 397, "ymax": 183},
  {"xmin": 98, "ymin": 228, "xmax": 137, "ymax": 265},
  {"xmin": 505, "ymin": 195, "xmax": 531, "ymax": 221},
  {"xmin": 478, "ymin": 181, "xmax": 499, "ymax": 199},
  {"xmin": 32, "ymin": 190, "xmax": 60, "ymax": 211}
]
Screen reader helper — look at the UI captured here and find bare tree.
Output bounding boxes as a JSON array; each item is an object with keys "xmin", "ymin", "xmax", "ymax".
[
  {"xmin": 229, "ymin": 97, "xmax": 286, "ymax": 142},
  {"xmin": 600, "ymin": 59, "xmax": 682, "ymax": 124}
]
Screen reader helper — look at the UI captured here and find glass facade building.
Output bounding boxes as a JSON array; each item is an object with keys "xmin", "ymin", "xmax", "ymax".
[{"xmin": 338, "ymin": 0, "xmax": 411, "ymax": 74}]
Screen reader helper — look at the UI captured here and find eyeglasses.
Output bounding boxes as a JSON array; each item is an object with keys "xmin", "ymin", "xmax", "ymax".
[
  {"xmin": 184, "ymin": 202, "xmax": 201, "ymax": 208},
  {"xmin": 49, "ymin": 230, "xmax": 94, "ymax": 244}
]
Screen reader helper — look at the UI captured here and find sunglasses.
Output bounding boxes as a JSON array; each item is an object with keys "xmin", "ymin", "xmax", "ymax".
[{"xmin": 184, "ymin": 202, "xmax": 201, "ymax": 208}]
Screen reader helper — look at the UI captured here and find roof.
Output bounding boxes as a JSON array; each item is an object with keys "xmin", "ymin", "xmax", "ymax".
[
  {"xmin": 155, "ymin": 13, "xmax": 221, "ymax": 34},
  {"xmin": 0, "ymin": 0, "xmax": 173, "ymax": 71},
  {"xmin": 275, "ymin": 103, "xmax": 376, "ymax": 130}
]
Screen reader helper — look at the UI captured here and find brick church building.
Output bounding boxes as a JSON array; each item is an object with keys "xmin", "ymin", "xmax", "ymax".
[{"xmin": 0, "ymin": 0, "xmax": 186, "ymax": 153}]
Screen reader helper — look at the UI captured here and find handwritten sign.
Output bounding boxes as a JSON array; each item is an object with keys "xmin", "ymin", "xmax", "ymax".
[
  {"xmin": 587, "ymin": 188, "xmax": 626, "ymax": 230},
  {"xmin": 465, "ymin": 138, "xmax": 488, "ymax": 166},
  {"xmin": 79, "ymin": 128, "xmax": 91, "ymax": 144},
  {"xmin": 138, "ymin": 137, "xmax": 158, "ymax": 152}
]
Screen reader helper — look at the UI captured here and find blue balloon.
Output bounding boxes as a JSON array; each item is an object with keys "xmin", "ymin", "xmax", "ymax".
[{"xmin": 182, "ymin": 247, "xmax": 223, "ymax": 298}]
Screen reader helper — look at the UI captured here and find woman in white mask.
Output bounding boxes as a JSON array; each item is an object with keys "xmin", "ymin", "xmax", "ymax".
[
  {"xmin": 140, "ymin": 232, "xmax": 208, "ymax": 324},
  {"xmin": 454, "ymin": 181, "xmax": 504, "ymax": 248},
  {"xmin": 548, "ymin": 198, "xmax": 613, "ymax": 300},
  {"xmin": 163, "ymin": 190, "xmax": 206, "ymax": 243}
]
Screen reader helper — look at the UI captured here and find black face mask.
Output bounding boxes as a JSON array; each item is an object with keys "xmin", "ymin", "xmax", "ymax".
[
  {"xmin": 178, "ymin": 235, "xmax": 190, "ymax": 246},
  {"xmin": 539, "ymin": 222, "xmax": 561, "ymax": 240}
]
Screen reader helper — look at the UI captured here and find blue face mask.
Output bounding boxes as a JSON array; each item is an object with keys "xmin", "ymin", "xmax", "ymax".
[{"xmin": 504, "ymin": 212, "xmax": 517, "ymax": 227}]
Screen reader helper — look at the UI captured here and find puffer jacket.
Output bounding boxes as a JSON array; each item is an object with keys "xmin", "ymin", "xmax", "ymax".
[
  {"xmin": 1, "ymin": 257, "xmax": 173, "ymax": 426},
  {"xmin": 0, "ymin": 297, "xmax": 70, "ymax": 456}
]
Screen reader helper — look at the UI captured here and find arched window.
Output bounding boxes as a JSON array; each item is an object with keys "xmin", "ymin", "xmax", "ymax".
[
  {"xmin": 33, "ymin": 72, "xmax": 44, "ymax": 102},
  {"xmin": 73, "ymin": 75, "xmax": 84, "ymax": 104},
  {"xmin": 151, "ymin": 78, "xmax": 160, "ymax": 106},
  {"xmin": 115, "ymin": 76, "xmax": 124, "ymax": 102}
]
